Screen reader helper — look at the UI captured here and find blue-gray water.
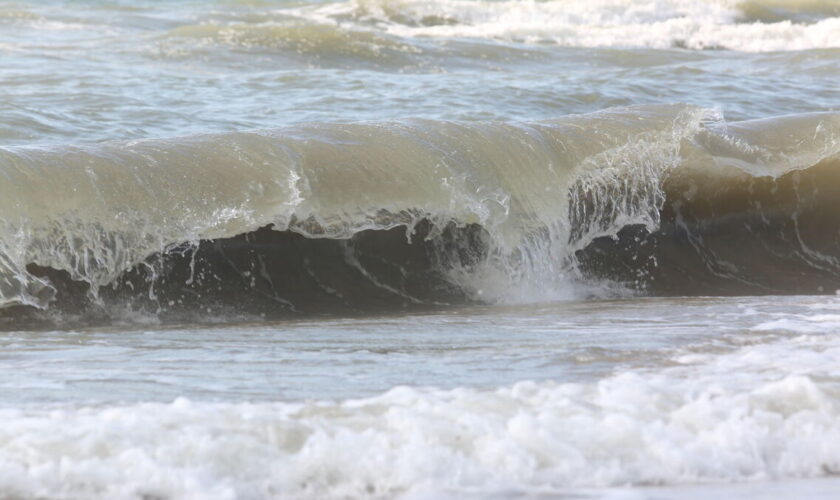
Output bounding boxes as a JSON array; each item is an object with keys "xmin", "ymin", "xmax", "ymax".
[
  {"xmin": 2, "ymin": 0, "xmax": 840, "ymax": 498},
  {"xmin": 3, "ymin": 0, "xmax": 839, "ymax": 146}
]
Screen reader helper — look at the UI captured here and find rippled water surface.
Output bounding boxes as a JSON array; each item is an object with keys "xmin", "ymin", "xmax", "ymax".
[{"xmin": 3, "ymin": 0, "xmax": 839, "ymax": 145}]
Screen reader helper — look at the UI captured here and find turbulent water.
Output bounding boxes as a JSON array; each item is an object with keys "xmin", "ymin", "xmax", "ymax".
[{"xmin": 2, "ymin": 0, "xmax": 840, "ymax": 498}]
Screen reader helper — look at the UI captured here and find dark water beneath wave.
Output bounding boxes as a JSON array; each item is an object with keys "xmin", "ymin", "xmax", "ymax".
[{"xmin": 2, "ymin": 105, "xmax": 839, "ymax": 328}]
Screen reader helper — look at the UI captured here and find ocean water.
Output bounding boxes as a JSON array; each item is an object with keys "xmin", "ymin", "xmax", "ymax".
[{"xmin": 2, "ymin": 0, "xmax": 840, "ymax": 498}]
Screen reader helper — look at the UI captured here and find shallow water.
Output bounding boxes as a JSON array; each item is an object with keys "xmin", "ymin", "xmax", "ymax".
[
  {"xmin": 5, "ymin": 296, "xmax": 840, "ymax": 498},
  {"xmin": 4, "ymin": 295, "xmax": 838, "ymax": 406},
  {"xmin": 2, "ymin": 0, "xmax": 840, "ymax": 498}
]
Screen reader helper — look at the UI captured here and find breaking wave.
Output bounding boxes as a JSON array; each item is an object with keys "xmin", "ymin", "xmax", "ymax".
[
  {"xmin": 150, "ymin": 0, "xmax": 840, "ymax": 57},
  {"xmin": 281, "ymin": 0, "xmax": 840, "ymax": 52},
  {"xmin": 2, "ymin": 104, "xmax": 840, "ymax": 326}
]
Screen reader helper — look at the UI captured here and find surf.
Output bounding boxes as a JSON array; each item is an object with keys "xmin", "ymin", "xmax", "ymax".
[{"xmin": 1, "ymin": 104, "xmax": 839, "ymax": 327}]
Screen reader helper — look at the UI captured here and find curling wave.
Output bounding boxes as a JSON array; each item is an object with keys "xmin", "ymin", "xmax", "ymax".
[{"xmin": 1, "ymin": 104, "xmax": 840, "ymax": 325}]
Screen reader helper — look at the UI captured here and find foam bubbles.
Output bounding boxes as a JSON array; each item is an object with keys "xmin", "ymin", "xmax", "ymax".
[
  {"xmin": 309, "ymin": 0, "xmax": 840, "ymax": 52},
  {"xmin": 2, "ymin": 330, "xmax": 840, "ymax": 499}
]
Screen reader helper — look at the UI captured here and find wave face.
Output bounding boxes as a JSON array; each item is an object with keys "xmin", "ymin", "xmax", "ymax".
[{"xmin": 2, "ymin": 104, "xmax": 840, "ymax": 325}]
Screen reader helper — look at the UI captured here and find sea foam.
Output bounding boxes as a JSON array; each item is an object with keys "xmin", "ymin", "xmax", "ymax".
[
  {"xmin": 299, "ymin": 0, "xmax": 840, "ymax": 52},
  {"xmin": 2, "ymin": 330, "xmax": 840, "ymax": 499}
]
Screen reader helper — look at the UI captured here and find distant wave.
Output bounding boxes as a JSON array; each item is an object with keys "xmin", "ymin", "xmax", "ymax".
[
  {"xmin": 146, "ymin": 0, "xmax": 840, "ymax": 56},
  {"xmin": 163, "ymin": 22, "xmax": 422, "ymax": 64},
  {"xmin": 291, "ymin": 0, "xmax": 840, "ymax": 52},
  {"xmin": 9, "ymin": 0, "xmax": 840, "ymax": 56},
  {"xmin": 737, "ymin": 0, "xmax": 840, "ymax": 23}
]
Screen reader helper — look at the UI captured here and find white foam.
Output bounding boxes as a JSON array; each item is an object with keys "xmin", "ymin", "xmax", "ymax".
[
  {"xmin": 305, "ymin": 0, "xmax": 840, "ymax": 52},
  {"xmin": 2, "ymin": 332, "xmax": 840, "ymax": 499}
]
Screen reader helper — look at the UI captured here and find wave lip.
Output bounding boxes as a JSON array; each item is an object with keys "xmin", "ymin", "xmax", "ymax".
[{"xmin": 2, "ymin": 104, "xmax": 840, "ymax": 324}]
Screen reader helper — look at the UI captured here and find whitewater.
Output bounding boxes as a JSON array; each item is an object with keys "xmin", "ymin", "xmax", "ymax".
[{"xmin": 1, "ymin": 0, "xmax": 840, "ymax": 498}]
